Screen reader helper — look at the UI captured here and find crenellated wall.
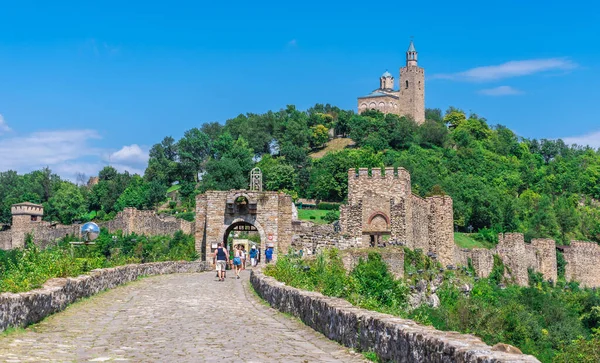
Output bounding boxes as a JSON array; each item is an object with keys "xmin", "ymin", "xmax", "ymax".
[
  {"xmin": 454, "ymin": 234, "xmax": 564, "ymax": 286},
  {"xmin": 339, "ymin": 168, "xmax": 454, "ymax": 267}
]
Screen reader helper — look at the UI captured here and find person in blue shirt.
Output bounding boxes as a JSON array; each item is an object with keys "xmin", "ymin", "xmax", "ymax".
[
  {"xmin": 249, "ymin": 245, "xmax": 258, "ymax": 267},
  {"xmin": 265, "ymin": 247, "xmax": 273, "ymax": 264}
]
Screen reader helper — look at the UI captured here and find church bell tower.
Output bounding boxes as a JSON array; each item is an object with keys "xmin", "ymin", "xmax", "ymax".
[{"xmin": 399, "ymin": 40, "xmax": 425, "ymax": 124}]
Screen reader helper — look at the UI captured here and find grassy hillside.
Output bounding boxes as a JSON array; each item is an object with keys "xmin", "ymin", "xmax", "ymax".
[
  {"xmin": 454, "ymin": 232, "xmax": 494, "ymax": 249},
  {"xmin": 309, "ymin": 138, "xmax": 355, "ymax": 159}
]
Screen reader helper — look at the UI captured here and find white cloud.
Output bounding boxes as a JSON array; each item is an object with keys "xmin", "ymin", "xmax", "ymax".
[
  {"xmin": 432, "ymin": 58, "xmax": 577, "ymax": 82},
  {"xmin": 0, "ymin": 130, "xmax": 148, "ymax": 181},
  {"xmin": 478, "ymin": 86, "xmax": 523, "ymax": 96},
  {"xmin": 109, "ymin": 144, "xmax": 149, "ymax": 165},
  {"xmin": 0, "ymin": 114, "xmax": 11, "ymax": 134},
  {"xmin": 563, "ymin": 130, "xmax": 600, "ymax": 149}
]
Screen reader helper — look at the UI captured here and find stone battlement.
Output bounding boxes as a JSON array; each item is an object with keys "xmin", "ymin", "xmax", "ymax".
[
  {"xmin": 11, "ymin": 203, "xmax": 44, "ymax": 217},
  {"xmin": 350, "ymin": 167, "xmax": 410, "ymax": 179},
  {"xmin": 569, "ymin": 240, "xmax": 600, "ymax": 254}
]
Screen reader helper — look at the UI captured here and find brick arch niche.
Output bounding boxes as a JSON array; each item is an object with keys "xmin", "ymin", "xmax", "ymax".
[
  {"xmin": 195, "ymin": 190, "xmax": 293, "ymax": 265},
  {"xmin": 367, "ymin": 211, "xmax": 390, "ymax": 232}
]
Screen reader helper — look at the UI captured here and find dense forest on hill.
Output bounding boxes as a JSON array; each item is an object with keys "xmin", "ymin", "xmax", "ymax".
[{"xmin": 1, "ymin": 104, "xmax": 599, "ymax": 245}]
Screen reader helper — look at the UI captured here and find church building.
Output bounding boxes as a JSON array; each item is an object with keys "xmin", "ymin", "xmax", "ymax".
[{"xmin": 357, "ymin": 40, "xmax": 425, "ymax": 124}]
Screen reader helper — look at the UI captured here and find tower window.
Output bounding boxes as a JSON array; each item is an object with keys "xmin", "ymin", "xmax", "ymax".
[{"xmin": 405, "ymin": 80, "xmax": 409, "ymax": 89}]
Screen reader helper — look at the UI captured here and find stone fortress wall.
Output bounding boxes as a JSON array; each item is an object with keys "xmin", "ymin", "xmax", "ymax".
[
  {"xmin": 293, "ymin": 168, "xmax": 600, "ymax": 288},
  {"xmin": 0, "ymin": 205, "xmax": 192, "ymax": 251},
  {"xmin": 335, "ymin": 167, "xmax": 454, "ymax": 267},
  {"xmin": 195, "ymin": 190, "xmax": 293, "ymax": 263}
]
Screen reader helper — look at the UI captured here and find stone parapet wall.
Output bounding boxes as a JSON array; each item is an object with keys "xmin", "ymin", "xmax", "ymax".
[
  {"xmin": 251, "ymin": 270, "xmax": 539, "ymax": 362},
  {"xmin": 455, "ymin": 247, "xmax": 495, "ymax": 278},
  {"xmin": 103, "ymin": 208, "xmax": 194, "ymax": 237},
  {"xmin": 564, "ymin": 241, "xmax": 600, "ymax": 287},
  {"xmin": 530, "ymin": 239, "xmax": 557, "ymax": 282},
  {"xmin": 0, "ymin": 261, "xmax": 209, "ymax": 332},
  {"xmin": 0, "ymin": 232, "xmax": 11, "ymax": 250},
  {"xmin": 292, "ymin": 221, "xmax": 362, "ymax": 254}
]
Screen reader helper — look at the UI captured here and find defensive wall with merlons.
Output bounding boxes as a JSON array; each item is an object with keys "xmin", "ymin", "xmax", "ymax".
[{"xmin": 292, "ymin": 167, "xmax": 600, "ymax": 288}]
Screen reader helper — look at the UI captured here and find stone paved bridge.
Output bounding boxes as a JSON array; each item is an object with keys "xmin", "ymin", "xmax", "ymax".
[{"xmin": 0, "ymin": 271, "xmax": 366, "ymax": 362}]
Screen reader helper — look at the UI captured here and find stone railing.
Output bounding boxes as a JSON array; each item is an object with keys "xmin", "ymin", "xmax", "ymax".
[
  {"xmin": 0, "ymin": 261, "xmax": 209, "ymax": 332},
  {"xmin": 250, "ymin": 269, "xmax": 540, "ymax": 363}
]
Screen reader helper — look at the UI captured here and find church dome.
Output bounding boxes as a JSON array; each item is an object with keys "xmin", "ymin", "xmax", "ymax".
[{"xmin": 382, "ymin": 71, "xmax": 392, "ymax": 78}]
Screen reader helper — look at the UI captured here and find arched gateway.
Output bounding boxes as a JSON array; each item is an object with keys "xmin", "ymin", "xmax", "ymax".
[{"xmin": 195, "ymin": 190, "xmax": 293, "ymax": 264}]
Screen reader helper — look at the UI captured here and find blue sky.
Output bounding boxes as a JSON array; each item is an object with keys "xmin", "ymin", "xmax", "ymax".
[{"xmin": 0, "ymin": 0, "xmax": 599, "ymax": 180}]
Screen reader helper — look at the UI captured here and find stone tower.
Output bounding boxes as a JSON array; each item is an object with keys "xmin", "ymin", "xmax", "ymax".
[
  {"xmin": 379, "ymin": 71, "xmax": 394, "ymax": 91},
  {"xmin": 10, "ymin": 202, "xmax": 44, "ymax": 249},
  {"xmin": 398, "ymin": 40, "xmax": 425, "ymax": 124}
]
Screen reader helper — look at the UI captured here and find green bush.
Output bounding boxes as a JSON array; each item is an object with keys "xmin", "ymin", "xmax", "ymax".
[
  {"xmin": 265, "ymin": 248, "xmax": 600, "ymax": 363},
  {"xmin": 323, "ymin": 210, "xmax": 340, "ymax": 223},
  {"xmin": 317, "ymin": 202, "xmax": 341, "ymax": 210},
  {"xmin": 175, "ymin": 211, "xmax": 195, "ymax": 222},
  {"xmin": 0, "ymin": 230, "xmax": 197, "ymax": 293}
]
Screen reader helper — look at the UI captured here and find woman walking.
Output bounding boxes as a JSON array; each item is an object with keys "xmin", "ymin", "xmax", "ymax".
[
  {"xmin": 233, "ymin": 245, "xmax": 242, "ymax": 279},
  {"xmin": 241, "ymin": 246, "xmax": 247, "ymax": 270}
]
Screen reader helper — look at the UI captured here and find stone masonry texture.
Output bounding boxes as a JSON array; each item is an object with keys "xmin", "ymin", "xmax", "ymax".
[
  {"xmin": 0, "ymin": 261, "xmax": 209, "ymax": 332},
  {"xmin": 339, "ymin": 168, "xmax": 454, "ymax": 267},
  {"xmin": 0, "ymin": 271, "xmax": 367, "ymax": 363},
  {"xmin": 251, "ymin": 269, "xmax": 540, "ymax": 362},
  {"xmin": 1, "ymin": 206, "xmax": 193, "ymax": 251},
  {"xmin": 563, "ymin": 240, "xmax": 600, "ymax": 287},
  {"xmin": 195, "ymin": 190, "xmax": 293, "ymax": 264}
]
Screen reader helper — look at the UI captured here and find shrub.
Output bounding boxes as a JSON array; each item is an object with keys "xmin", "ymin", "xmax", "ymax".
[
  {"xmin": 0, "ymin": 230, "xmax": 197, "ymax": 293},
  {"xmin": 317, "ymin": 202, "xmax": 341, "ymax": 210},
  {"xmin": 323, "ymin": 210, "xmax": 340, "ymax": 223},
  {"xmin": 175, "ymin": 211, "xmax": 195, "ymax": 222}
]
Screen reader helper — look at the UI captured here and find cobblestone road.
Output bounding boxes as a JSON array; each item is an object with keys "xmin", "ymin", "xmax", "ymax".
[{"xmin": 0, "ymin": 270, "xmax": 366, "ymax": 362}]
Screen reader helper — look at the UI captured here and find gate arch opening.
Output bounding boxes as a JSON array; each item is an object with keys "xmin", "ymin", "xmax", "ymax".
[{"xmin": 221, "ymin": 220, "xmax": 265, "ymax": 267}]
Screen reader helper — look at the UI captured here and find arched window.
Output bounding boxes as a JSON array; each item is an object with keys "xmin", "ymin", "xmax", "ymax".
[{"xmin": 405, "ymin": 80, "xmax": 409, "ymax": 89}]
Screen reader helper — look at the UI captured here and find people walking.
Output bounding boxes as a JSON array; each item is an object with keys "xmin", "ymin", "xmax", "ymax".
[
  {"xmin": 214, "ymin": 242, "xmax": 228, "ymax": 282},
  {"xmin": 233, "ymin": 245, "xmax": 242, "ymax": 279},
  {"xmin": 249, "ymin": 245, "xmax": 258, "ymax": 267}
]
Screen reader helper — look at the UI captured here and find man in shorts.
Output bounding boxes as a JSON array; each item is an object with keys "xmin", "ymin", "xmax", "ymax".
[{"xmin": 214, "ymin": 242, "xmax": 229, "ymax": 281}]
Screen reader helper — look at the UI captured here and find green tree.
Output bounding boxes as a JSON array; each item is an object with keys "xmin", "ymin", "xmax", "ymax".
[
  {"xmin": 45, "ymin": 182, "xmax": 86, "ymax": 224},
  {"xmin": 310, "ymin": 124, "xmax": 330, "ymax": 148},
  {"xmin": 177, "ymin": 128, "xmax": 212, "ymax": 181}
]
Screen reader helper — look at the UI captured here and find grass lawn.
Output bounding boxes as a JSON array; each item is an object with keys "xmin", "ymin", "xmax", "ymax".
[
  {"xmin": 454, "ymin": 232, "xmax": 495, "ymax": 249},
  {"xmin": 298, "ymin": 209, "xmax": 330, "ymax": 224}
]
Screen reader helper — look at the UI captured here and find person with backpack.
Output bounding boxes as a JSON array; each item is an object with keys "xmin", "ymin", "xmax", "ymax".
[{"xmin": 214, "ymin": 242, "xmax": 228, "ymax": 282}]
